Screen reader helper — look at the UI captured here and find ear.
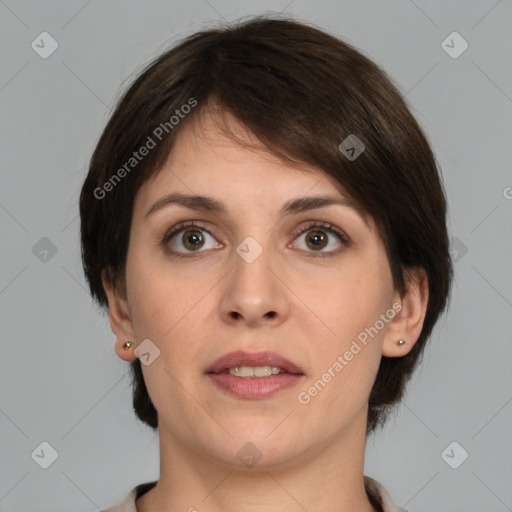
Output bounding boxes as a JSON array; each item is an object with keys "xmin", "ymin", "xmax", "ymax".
[
  {"xmin": 382, "ymin": 267, "xmax": 429, "ymax": 357},
  {"xmin": 102, "ymin": 269, "xmax": 137, "ymax": 361}
]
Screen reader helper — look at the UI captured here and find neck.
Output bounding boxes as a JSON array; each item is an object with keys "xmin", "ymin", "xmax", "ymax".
[{"xmin": 136, "ymin": 412, "xmax": 377, "ymax": 512}]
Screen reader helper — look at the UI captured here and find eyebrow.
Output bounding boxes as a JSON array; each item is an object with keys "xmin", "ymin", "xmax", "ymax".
[{"xmin": 144, "ymin": 192, "xmax": 369, "ymax": 226}]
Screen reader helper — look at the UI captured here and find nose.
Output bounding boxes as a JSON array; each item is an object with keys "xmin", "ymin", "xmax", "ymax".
[{"xmin": 218, "ymin": 239, "xmax": 290, "ymax": 328}]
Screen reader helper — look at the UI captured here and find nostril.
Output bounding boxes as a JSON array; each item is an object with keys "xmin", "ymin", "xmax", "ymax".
[{"xmin": 229, "ymin": 311, "xmax": 275, "ymax": 320}]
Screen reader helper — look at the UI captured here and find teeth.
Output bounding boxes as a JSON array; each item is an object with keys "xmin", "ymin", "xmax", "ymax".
[{"xmin": 228, "ymin": 366, "xmax": 282, "ymax": 377}]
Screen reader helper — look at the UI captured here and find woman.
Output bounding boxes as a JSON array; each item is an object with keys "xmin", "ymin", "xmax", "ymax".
[{"xmin": 80, "ymin": 15, "xmax": 452, "ymax": 512}]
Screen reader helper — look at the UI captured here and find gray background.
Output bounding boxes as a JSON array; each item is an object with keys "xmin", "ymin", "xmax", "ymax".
[{"xmin": 1, "ymin": 0, "xmax": 511, "ymax": 511}]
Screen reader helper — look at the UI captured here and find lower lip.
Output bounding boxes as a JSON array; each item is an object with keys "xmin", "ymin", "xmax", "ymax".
[{"xmin": 207, "ymin": 373, "xmax": 304, "ymax": 399}]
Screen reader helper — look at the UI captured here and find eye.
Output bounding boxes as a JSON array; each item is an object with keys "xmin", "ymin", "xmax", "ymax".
[
  {"xmin": 291, "ymin": 221, "xmax": 350, "ymax": 256},
  {"xmin": 162, "ymin": 220, "xmax": 350, "ymax": 258},
  {"xmin": 163, "ymin": 221, "xmax": 222, "ymax": 257}
]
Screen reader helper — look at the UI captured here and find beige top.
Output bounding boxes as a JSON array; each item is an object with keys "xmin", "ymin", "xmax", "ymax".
[{"xmin": 102, "ymin": 475, "xmax": 408, "ymax": 512}]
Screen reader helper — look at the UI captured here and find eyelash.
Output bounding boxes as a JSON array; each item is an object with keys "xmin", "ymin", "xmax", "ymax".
[{"xmin": 162, "ymin": 220, "xmax": 351, "ymax": 259}]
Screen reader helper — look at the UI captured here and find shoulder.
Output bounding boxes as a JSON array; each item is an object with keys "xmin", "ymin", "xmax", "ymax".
[
  {"xmin": 364, "ymin": 475, "xmax": 408, "ymax": 512},
  {"xmin": 101, "ymin": 481, "xmax": 157, "ymax": 512}
]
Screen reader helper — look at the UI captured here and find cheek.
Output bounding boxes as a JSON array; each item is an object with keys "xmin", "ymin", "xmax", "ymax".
[
  {"xmin": 125, "ymin": 248, "xmax": 176, "ymax": 340},
  {"xmin": 318, "ymin": 265, "xmax": 391, "ymax": 340},
  {"xmin": 130, "ymin": 280, "xmax": 194, "ymax": 343},
  {"xmin": 301, "ymin": 273, "xmax": 389, "ymax": 420},
  {"xmin": 125, "ymin": 251, "xmax": 216, "ymax": 346},
  {"xmin": 303, "ymin": 255, "xmax": 393, "ymax": 399}
]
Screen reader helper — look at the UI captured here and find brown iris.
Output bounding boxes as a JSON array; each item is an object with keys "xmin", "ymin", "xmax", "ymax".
[
  {"xmin": 182, "ymin": 230, "xmax": 205, "ymax": 251},
  {"xmin": 306, "ymin": 230, "xmax": 328, "ymax": 250}
]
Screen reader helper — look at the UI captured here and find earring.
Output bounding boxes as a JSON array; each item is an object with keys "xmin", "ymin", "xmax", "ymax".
[
  {"xmin": 123, "ymin": 341, "xmax": 133, "ymax": 350},
  {"xmin": 396, "ymin": 339, "xmax": 406, "ymax": 346}
]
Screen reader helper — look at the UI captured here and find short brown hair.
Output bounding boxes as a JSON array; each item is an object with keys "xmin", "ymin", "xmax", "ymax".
[{"xmin": 80, "ymin": 15, "xmax": 453, "ymax": 436}]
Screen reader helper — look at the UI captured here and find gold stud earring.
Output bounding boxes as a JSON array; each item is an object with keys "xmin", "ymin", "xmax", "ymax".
[
  {"xmin": 397, "ymin": 339, "xmax": 406, "ymax": 346},
  {"xmin": 123, "ymin": 341, "xmax": 133, "ymax": 350}
]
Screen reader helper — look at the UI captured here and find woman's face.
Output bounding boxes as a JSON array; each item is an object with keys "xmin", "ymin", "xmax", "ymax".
[{"xmin": 110, "ymin": 113, "xmax": 408, "ymax": 469}]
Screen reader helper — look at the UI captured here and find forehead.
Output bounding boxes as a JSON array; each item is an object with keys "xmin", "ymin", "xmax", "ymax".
[{"xmin": 135, "ymin": 110, "xmax": 347, "ymax": 210}]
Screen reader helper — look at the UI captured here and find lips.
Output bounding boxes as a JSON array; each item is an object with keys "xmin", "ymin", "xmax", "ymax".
[{"xmin": 205, "ymin": 350, "xmax": 305, "ymax": 375}]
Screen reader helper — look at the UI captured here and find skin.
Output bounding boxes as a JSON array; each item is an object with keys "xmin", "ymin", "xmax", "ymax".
[{"xmin": 103, "ymin": 110, "xmax": 429, "ymax": 512}]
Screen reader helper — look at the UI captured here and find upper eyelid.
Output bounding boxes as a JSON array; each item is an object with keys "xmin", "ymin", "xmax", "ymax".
[
  {"xmin": 164, "ymin": 220, "xmax": 212, "ymax": 236},
  {"xmin": 296, "ymin": 220, "xmax": 349, "ymax": 238}
]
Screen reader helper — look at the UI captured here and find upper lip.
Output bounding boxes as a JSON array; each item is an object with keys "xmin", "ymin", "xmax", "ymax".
[{"xmin": 205, "ymin": 350, "xmax": 305, "ymax": 375}]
